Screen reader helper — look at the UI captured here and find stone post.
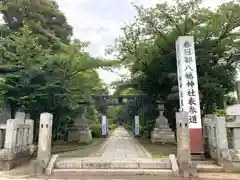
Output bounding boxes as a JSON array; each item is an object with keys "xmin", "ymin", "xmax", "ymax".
[
  {"xmin": 25, "ymin": 119, "xmax": 35, "ymax": 155},
  {"xmin": 15, "ymin": 111, "xmax": 25, "ymax": 124},
  {"xmin": 214, "ymin": 116, "xmax": 231, "ymax": 164},
  {"xmin": 176, "ymin": 111, "xmax": 190, "ymax": 161},
  {"xmin": 37, "ymin": 113, "xmax": 53, "ymax": 168},
  {"xmin": 227, "ymin": 116, "xmax": 240, "ymax": 150},
  {"xmin": 25, "ymin": 119, "xmax": 34, "ymax": 145},
  {"xmin": 4, "ymin": 119, "xmax": 17, "ymax": 149},
  {"xmin": 22, "ymin": 126, "xmax": 28, "ymax": 147},
  {"xmin": 176, "ymin": 111, "xmax": 197, "ymax": 177},
  {"xmin": 15, "ymin": 111, "xmax": 25, "ymax": 147}
]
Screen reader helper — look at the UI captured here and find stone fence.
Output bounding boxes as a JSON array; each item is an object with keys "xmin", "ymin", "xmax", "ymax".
[
  {"xmin": 0, "ymin": 112, "xmax": 35, "ymax": 170},
  {"xmin": 203, "ymin": 115, "xmax": 240, "ymax": 172}
]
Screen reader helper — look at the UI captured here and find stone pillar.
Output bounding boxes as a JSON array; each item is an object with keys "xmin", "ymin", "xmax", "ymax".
[
  {"xmin": 25, "ymin": 119, "xmax": 34, "ymax": 145},
  {"xmin": 15, "ymin": 111, "xmax": 25, "ymax": 124},
  {"xmin": 15, "ymin": 111, "xmax": 25, "ymax": 147},
  {"xmin": 37, "ymin": 113, "xmax": 53, "ymax": 168},
  {"xmin": 227, "ymin": 117, "xmax": 240, "ymax": 150},
  {"xmin": 25, "ymin": 119, "xmax": 35, "ymax": 155},
  {"xmin": 4, "ymin": 119, "xmax": 17, "ymax": 149},
  {"xmin": 214, "ymin": 116, "xmax": 231, "ymax": 163},
  {"xmin": 22, "ymin": 126, "xmax": 28, "ymax": 147},
  {"xmin": 176, "ymin": 111, "xmax": 196, "ymax": 177},
  {"xmin": 176, "ymin": 111, "xmax": 190, "ymax": 161}
]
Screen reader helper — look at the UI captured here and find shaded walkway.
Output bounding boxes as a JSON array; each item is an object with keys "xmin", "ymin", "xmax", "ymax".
[{"xmin": 90, "ymin": 126, "xmax": 149, "ymax": 159}]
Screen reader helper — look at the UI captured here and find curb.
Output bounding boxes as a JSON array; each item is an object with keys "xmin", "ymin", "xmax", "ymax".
[{"xmin": 128, "ymin": 130, "xmax": 152, "ymax": 158}]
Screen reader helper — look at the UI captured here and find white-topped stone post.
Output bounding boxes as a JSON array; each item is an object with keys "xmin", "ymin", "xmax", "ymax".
[
  {"xmin": 176, "ymin": 111, "xmax": 197, "ymax": 177},
  {"xmin": 214, "ymin": 116, "xmax": 231, "ymax": 163},
  {"xmin": 37, "ymin": 113, "xmax": 53, "ymax": 167},
  {"xmin": 226, "ymin": 106, "xmax": 240, "ymax": 149},
  {"xmin": 15, "ymin": 111, "xmax": 25, "ymax": 124},
  {"xmin": 15, "ymin": 111, "xmax": 25, "ymax": 147},
  {"xmin": 4, "ymin": 119, "xmax": 17, "ymax": 149}
]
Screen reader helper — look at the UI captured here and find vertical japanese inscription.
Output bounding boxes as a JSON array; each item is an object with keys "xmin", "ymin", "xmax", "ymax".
[
  {"xmin": 183, "ymin": 41, "xmax": 197, "ymax": 123},
  {"xmin": 176, "ymin": 42, "xmax": 184, "ymax": 109},
  {"xmin": 176, "ymin": 36, "xmax": 201, "ymax": 128}
]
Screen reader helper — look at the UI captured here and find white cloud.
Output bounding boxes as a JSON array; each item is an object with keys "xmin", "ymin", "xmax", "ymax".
[
  {"xmin": 56, "ymin": 0, "xmax": 233, "ymax": 87},
  {"xmin": 56, "ymin": 0, "xmax": 155, "ymax": 87}
]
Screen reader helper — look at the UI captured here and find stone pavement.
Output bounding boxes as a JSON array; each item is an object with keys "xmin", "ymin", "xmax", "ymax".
[
  {"xmin": 2, "ymin": 127, "xmax": 240, "ymax": 179},
  {"xmin": 97, "ymin": 126, "xmax": 148, "ymax": 159},
  {"xmin": 2, "ymin": 173, "xmax": 240, "ymax": 180}
]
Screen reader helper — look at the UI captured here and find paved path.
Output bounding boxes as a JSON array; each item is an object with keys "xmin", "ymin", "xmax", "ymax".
[
  {"xmin": 2, "ymin": 127, "xmax": 240, "ymax": 179},
  {"xmin": 90, "ymin": 126, "xmax": 149, "ymax": 159}
]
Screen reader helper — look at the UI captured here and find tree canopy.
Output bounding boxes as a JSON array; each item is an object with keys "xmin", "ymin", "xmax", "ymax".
[
  {"xmin": 111, "ymin": 0, "xmax": 240, "ymax": 130},
  {"xmin": 0, "ymin": 0, "xmax": 118, "ymax": 139}
]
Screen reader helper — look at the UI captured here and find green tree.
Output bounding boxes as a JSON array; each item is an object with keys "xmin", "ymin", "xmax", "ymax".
[
  {"xmin": 0, "ymin": 0, "xmax": 72, "ymax": 45},
  {"xmin": 112, "ymin": 0, "xmax": 240, "ymax": 131},
  {"xmin": 0, "ymin": 0, "xmax": 119, "ymax": 140}
]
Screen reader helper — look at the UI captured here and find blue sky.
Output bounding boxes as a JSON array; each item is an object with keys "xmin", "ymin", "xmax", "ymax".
[{"xmin": 56, "ymin": 0, "xmax": 231, "ymax": 85}]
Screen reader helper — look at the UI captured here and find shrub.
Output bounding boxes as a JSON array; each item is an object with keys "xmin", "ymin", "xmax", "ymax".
[
  {"xmin": 214, "ymin": 109, "xmax": 227, "ymax": 117},
  {"xmin": 124, "ymin": 124, "xmax": 132, "ymax": 131},
  {"xmin": 90, "ymin": 123, "xmax": 101, "ymax": 137},
  {"xmin": 109, "ymin": 124, "xmax": 118, "ymax": 130}
]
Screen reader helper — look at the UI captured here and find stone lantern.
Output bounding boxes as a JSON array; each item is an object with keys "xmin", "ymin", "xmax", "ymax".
[{"xmin": 151, "ymin": 103, "xmax": 175, "ymax": 144}]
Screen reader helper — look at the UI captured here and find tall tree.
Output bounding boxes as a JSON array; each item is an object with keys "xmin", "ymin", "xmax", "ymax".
[
  {"xmin": 0, "ymin": 0, "xmax": 119, "ymax": 139},
  {"xmin": 0, "ymin": 0, "xmax": 72, "ymax": 47},
  {"xmin": 112, "ymin": 0, "xmax": 240, "ymax": 130}
]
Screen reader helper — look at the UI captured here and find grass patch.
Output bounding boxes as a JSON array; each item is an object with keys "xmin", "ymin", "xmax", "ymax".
[
  {"xmin": 53, "ymin": 138, "xmax": 106, "ymax": 158},
  {"xmin": 137, "ymin": 138, "xmax": 177, "ymax": 158}
]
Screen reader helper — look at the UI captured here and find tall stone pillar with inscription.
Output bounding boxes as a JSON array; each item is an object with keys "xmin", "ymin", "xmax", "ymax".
[
  {"xmin": 151, "ymin": 104, "xmax": 175, "ymax": 144},
  {"xmin": 176, "ymin": 36, "xmax": 203, "ymax": 153}
]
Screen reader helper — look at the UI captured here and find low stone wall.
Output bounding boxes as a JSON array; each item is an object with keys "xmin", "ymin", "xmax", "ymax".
[{"xmin": 0, "ymin": 146, "xmax": 35, "ymax": 170}]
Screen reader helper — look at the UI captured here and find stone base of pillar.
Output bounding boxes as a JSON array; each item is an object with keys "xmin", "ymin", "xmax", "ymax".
[
  {"xmin": 68, "ymin": 125, "xmax": 92, "ymax": 144},
  {"xmin": 151, "ymin": 128, "xmax": 176, "ymax": 144},
  {"xmin": 0, "ymin": 146, "xmax": 32, "ymax": 170}
]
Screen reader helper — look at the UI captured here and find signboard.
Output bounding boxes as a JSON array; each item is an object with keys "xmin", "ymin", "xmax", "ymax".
[
  {"xmin": 135, "ymin": 116, "xmax": 139, "ymax": 136},
  {"xmin": 176, "ymin": 36, "xmax": 203, "ymax": 153},
  {"xmin": 176, "ymin": 36, "xmax": 201, "ymax": 129},
  {"xmin": 101, "ymin": 116, "xmax": 107, "ymax": 136}
]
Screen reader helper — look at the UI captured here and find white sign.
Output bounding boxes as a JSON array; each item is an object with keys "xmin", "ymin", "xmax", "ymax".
[
  {"xmin": 101, "ymin": 116, "xmax": 107, "ymax": 135},
  {"xmin": 176, "ymin": 36, "xmax": 202, "ymax": 129},
  {"xmin": 135, "ymin": 116, "xmax": 139, "ymax": 136}
]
